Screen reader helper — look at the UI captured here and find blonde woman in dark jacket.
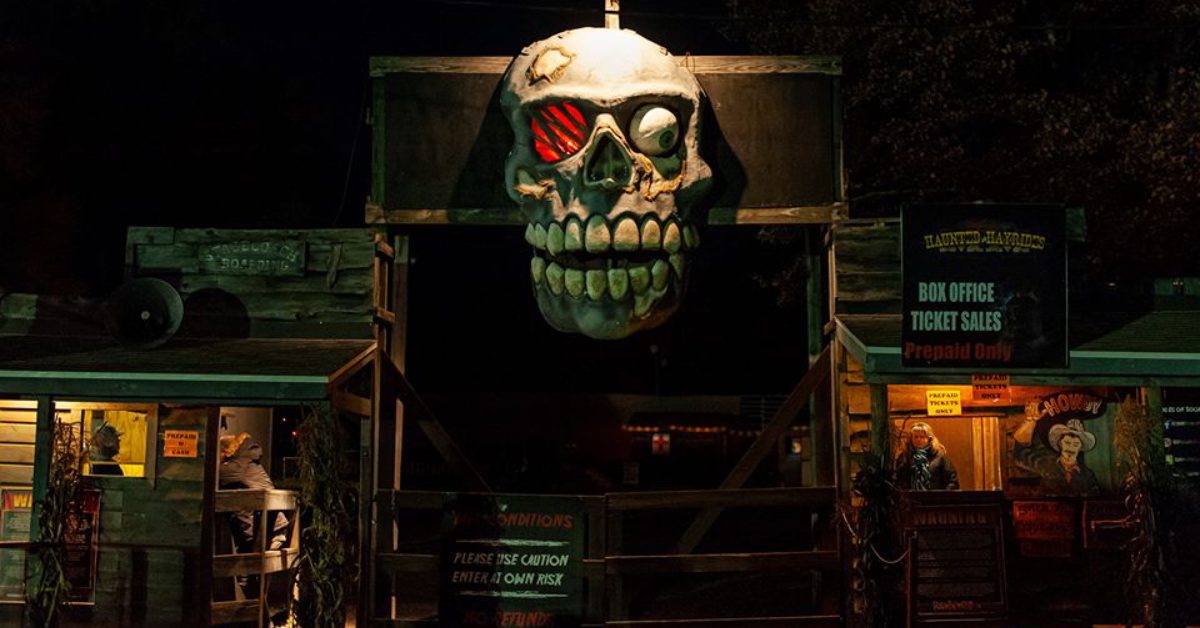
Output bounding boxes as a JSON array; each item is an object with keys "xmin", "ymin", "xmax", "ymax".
[{"xmin": 895, "ymin": 422, "xmax": 959, "ymax": 490}]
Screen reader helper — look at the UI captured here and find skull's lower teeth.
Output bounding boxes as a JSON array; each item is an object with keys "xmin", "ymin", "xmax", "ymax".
[{"xmin": 531, "ymin": 253, "xmax": 685, "ymax": 301}]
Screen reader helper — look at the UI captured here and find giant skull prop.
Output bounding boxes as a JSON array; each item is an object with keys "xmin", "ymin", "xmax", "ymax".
[{"xmin": 501, "ymin": 28, "xmax": 713, "ymax": 339}]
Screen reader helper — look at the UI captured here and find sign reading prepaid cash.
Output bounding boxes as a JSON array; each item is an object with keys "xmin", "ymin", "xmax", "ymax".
[
  {"xmin": 441, "ymin": 494, "xmax": 584, "ymax": 628},
  {"xmin": 163, "ymin": 430, "xmax": 199, "ymax": 457},
  {"xmin": 901, "ymin": 205, "xmax": 1067, "ymax": 368}
]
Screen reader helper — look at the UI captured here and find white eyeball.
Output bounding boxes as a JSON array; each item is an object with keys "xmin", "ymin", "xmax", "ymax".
[{"xmin": 630, "ymin": 105, "xmax": 680, "ymax": 156}]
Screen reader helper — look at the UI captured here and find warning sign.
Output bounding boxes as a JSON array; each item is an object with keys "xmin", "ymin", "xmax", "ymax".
[
  {"xmin": 163, "ymin": 430, "xmax": 199, "ymax": 457},
  {"xmin": 926, "ymin": 390, "xmax": 963, "ymax": 416}
]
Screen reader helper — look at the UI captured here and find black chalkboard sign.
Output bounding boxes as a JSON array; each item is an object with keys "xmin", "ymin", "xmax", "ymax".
[
  {"xmin": 906, "ymin": 503, "xmax": 1007, "ymax": 620},
  {"xmin": 440, "ymin": 493, "xmax": 585, "ymax": 628},
  {"xmin": 901, "ymin": 204, "xmax": 1068, "ymax": 368}
]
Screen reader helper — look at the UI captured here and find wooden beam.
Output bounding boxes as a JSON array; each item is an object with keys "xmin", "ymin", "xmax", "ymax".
[
  {"xmin": 212, "ymin": 549, "xmax": 300, "ymax": 577},
  {"xmin": 606, "ymin": 617, "xmax": 842, "ymax": 627},
  {"xmin": 327, "ymin": 343, "xmax": 376, "ymax": 390},
  {"xmin": 607, "ymin": 550, "xmax": 839, "ymax": 575},
  {"xmin": 214, "ymin": 489, "xmax": 300, "ymax": 513},
  {"xmin": 607, "ymin": 487, "xmax": 835, "ymax": 511},
  {"xmin": 211, "ymin": 600, "xmax": 261, "ymax": 625},
  {"xmin": 330, "ymin": 389, "xmax": 372, "ymax": 417},
  {"xmin": 368, "ymin": 55, "xmax": 842, "ymax": 77},
  {"xmin": 676, "ymin": 347, "xmax": 831, "ymax": 554},
  {"xmin": 364, "ymin": 204, "xmax": 843, "ymax": 226},
  {"xmin": 385, "ymin": 360, "xmax": 490, "ymax": 492}
]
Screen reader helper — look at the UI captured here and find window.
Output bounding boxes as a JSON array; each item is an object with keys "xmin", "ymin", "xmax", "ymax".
[{"xmin": 55, "ymin": 403, "xmax": 157, "ymax": 480}]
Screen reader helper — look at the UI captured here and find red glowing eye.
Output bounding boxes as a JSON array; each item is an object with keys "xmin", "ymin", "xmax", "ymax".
[{"xmin": 529, "ymin": 101, "xmax": 590, "ymax": 162}]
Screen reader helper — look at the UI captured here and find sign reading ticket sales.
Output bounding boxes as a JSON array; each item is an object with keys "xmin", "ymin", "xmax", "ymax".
[
  {"xmin": 440, "ymin": 494, "xmax": 584, "ymax": 627},
  {"xmin": 902, "ymin": 204, "xmax": 1067, "ymax": 368}
]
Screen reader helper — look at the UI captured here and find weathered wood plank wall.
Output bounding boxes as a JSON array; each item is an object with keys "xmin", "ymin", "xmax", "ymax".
[
  {"xmin": 126, "ymin": 227, "xmax": 380, "ymax": 339},
  {"xmin": 69, "ymin": 406, "xmax": 215, "ymax": 628}
]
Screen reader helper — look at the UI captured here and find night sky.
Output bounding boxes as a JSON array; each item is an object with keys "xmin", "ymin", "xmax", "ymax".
[
  {"xmin": 2, "ymin": 1, "xmax": 811, "ymax": 395},
  {"xmin": 0, "ymin": 0, "xmax": 743, "ymax": 295}
]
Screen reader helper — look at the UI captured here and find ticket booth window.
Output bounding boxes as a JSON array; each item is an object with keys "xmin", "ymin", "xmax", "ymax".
[
  {"xmin": 67, "ymin": 404, "xmax": 156, "ymax": 479},
  {"xmin": 892, "ymin": 415, "xmax": 1003, "ymax": 491}
]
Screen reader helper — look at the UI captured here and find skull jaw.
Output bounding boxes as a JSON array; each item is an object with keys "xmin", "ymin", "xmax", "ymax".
[{"xmin": 532, "ymin": 278, "xmax": 684, "ymax": 339}]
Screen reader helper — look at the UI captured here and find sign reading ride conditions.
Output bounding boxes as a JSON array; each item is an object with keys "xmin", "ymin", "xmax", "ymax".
[
  {"xmin": 902, "ymin": 204, "xmax": 1067, "ymax": 368},
  {"xmin": 440, "ymin": 494, "xmax": 584, "ymax": 628}
]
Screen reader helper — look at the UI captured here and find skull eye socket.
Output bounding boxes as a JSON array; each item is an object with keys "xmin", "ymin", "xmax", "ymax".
[
  {"xmin": 529, "ymin": 101, "xmax": 589, "ymax": 163},
  {"xmin": 629, "ymin": 105, "xmax": 680, "ymax": 156}
]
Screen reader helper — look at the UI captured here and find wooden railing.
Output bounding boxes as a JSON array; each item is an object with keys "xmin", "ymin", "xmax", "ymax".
[
  {"xmin": 211, "ymin": 489, "xmax": 301, "ymax": 627},
  {"xmin": 373, "ymin": 486, "xmax": 840, "ymax": 627}
]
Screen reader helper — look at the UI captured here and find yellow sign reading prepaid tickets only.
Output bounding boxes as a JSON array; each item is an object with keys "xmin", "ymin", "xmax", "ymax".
[
  {"xmin": 926, "ymin": 389, "xmax": 963, "ymax": 416},
  {"xmin": 163, "ymin": 430, "xmax": 199, "ymax": 457}
]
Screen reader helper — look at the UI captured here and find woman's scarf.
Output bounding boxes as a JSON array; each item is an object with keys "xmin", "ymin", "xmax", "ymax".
[{"xmin": 911, "ymin": 446, "xmax": 932, "ymax": 491}]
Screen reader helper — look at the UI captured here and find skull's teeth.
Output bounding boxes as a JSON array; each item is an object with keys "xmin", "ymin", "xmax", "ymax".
[
  {"xmin": 662, "ymin": 222, "xmax": 681, "ymax": 253},
  {"xmin": 585, "ymin": 215, "xmax": 611, "ymax": 253},
  {"xmin": 641, "ymin": 220, "xmax": 662, "ymax": 250},
  {"xmin": 564, "ymin": 219, "xmax": 584, "ymax": 252},
  {"xmin": 532, "ymin": 256, "xmax": 684, "ymax": 301},
  {"xmin": 613, "ymin": 217, "xmax": 640, "ymax": 252},
  {"xmin": 526, "ymin": 215, "xmax": 697, "ymax": 254}
]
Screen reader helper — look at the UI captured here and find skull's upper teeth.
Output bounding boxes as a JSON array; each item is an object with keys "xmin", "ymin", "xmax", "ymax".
[
  {"xmin": 641, "ymin": 220, "xmax": 662, "ymax": 250},
  {"xmin": 585, "ymin": 215, "xmax": 611, "ymax": 253},
  {"xmin": 564, "ymin": 218, "xmax": 584, "ymax": 252},
  {"xmin": 613, "ymin": 217, "xmax": 639, "ymax": 252},
  {"xmin": 547, "ymin": 222, "xmax": 565, "ymax": 255},
  {"xmin": 526, "ymin": 215, "xmax": 696, "ymax": 254},
  {"xmin": 662, "ymin": 222, "xmax": 681, "ymax": 253}
]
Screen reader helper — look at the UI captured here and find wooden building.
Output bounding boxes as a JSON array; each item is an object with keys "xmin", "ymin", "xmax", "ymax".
[
  {"xmin": 0, "ymin": 227, "xmax": 383, "ymax": 626},
  {"xmin": 830, "ymin": 216, "xmax": 1200, "ymax": 624}
]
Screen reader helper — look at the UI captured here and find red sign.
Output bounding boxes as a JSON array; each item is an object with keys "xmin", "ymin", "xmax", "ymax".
[
  {"xmin": 651, "ymin": 433, "xmax": 670, "ymax": 456},
  {"xmin": 971, "ymin": 374, "xmax": 1011, "ymax": 403}
]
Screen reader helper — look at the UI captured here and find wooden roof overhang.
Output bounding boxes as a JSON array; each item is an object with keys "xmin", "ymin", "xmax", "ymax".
[
  {"xmin": 836, "ymin": 312, "xmax": 1200, "ymax": 386},
  {"xmin": 0, "ymin": 335, "xmax": 375, "ymax": 403}
]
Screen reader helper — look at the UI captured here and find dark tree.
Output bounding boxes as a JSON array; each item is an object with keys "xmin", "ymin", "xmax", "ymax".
[{"xmin": 725, "ymin": 0, "xmax": 1200, "ymax": 288}]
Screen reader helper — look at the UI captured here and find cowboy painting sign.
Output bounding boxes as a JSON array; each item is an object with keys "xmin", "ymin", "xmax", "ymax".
[{"xmin": 1007, "ymin": 391, "xmax": 1112, "ymax": 497}]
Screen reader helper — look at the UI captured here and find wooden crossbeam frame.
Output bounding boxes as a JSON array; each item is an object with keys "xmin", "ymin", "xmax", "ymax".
[{"xmin": 676, "ymin": 346, "xmax": 831, "ymax": 554}]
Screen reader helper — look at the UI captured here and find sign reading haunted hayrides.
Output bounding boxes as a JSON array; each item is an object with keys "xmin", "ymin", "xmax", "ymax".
[
  {"xmin": 440, "ymin": 494, "xmax": 584, "ymax": 627},
  {"xmin": 902, "ymin": 204, "xmax": 1067, "ymax": 368}
]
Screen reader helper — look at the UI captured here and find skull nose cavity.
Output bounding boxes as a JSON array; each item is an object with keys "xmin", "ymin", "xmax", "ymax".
[{"xmin": 584, "ymin": 134, "xmax": 632, "ymax": 191}]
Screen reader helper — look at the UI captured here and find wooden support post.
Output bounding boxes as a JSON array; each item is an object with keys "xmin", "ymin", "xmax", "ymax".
[
  {"xmin": 676, "ymin": 347, "xmax": 831, "ymax": 554},
  {"xmin": 808, "ymin": 227, "xmax": 834, "ymax": 487},
  {"xmin": 357, "ymin": 409, "xmax": 374, "ymax": 627},
  {"xmin": 200, "ymin": 405, "xmax": 219, "ymax": 628},
  {"xmin": 26, "ymin": 395, "xmax": 53, "ymax": 626},
  {"xmin": 605, "ymin": 0, "xmax": 619, "ymax": 29},
  {"xmin": 605, "ymin": 501, "xmax": 626, "ymax": 621},
  {"xmin": 870, "ymin": 384, "xmax": 890, "ymax": 468},
  {"xmin": 584, "ymin": 497, "xmax": 606, "ymax": 624}
]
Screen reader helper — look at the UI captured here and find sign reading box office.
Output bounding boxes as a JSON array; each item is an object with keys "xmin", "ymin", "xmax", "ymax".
[
  {"xmin": 902, "ymin": 204, "xmax": 1067, "ymax": 368},
  {"xmin": 441, "ymin": 494, "xmax": 584, "ymax": 628}
]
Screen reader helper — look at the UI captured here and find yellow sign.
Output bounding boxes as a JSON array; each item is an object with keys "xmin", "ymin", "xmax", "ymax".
[
  {"xmin": 163, "ymin": 430, "xmax": 199, "ymax": 458},
  {"xmin": 972, "ymin": 374, "xmax": 1012, "ymax": 403},
  {"xmin": 926, "ymin": 390, "xmax": 963, "ymax": 416}
]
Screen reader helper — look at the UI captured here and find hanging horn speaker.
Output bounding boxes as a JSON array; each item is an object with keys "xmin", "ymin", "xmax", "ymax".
[{"xmin": 103, "ymin": 278, "xmax": 184, "ymax": 349}]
